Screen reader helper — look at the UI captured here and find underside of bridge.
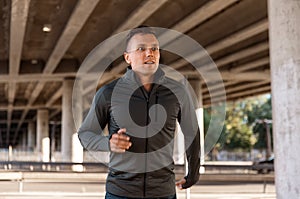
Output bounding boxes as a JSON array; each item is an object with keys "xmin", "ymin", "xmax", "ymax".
[{"xmin": 0, "ymin": 0, "xmax": 270, "ymax": 147}]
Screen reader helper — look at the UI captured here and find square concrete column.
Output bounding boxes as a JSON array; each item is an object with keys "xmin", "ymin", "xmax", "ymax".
[
  {"xmin": 36, "ymin": 109, "xmax": 49, "ymax": 162},
  {"xmin": 173, "ymin": 79, "xmax": 196, "ymax": 165},
  {"xmin": 72, "ymin": 78, "xmax": 84, "ymax": 171},
  {"xmin": 173, "ymin": 78, "xmax": 204, "ymax": 173},
  {"xmin": 27, "ymin": 122, "xmax": 35, "ymax": 151},
  {"xmin": 21, "ymin": 130, "xmax": 27, "ymax": 150},
  {"xmin": 268, "ymin": 0, "xmax": 300, "ymax": 198},
  {"xmin": 189, "ymin": 79, "xmax": 205, "ymax": 173},
  {"xmin": 173, "ymin": 123, "xmax": 185, "ymax": 165},
  {"xmin": 62, "ymin": 78, "xmax": 83, "ymax": 165}
]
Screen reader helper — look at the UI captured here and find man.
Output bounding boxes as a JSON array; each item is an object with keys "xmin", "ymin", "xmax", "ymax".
[{"xmin": 78, "ymin": 26, "xmax": 200, "ymax": 199}]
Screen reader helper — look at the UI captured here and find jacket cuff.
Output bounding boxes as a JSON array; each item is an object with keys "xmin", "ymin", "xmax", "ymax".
[{"xmin": 181, "ymin": 173, "xmax": 200, "ymax": 189}]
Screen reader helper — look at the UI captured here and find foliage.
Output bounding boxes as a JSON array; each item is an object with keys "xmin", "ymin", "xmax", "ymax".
[
  {"xmin": 246, "ymin": 97, "xmax": 272, "ymax": 149},
  {"xmin": 223, "ymin": 100, "xmax": 256, "ymax": 151},
  {"xmin": 204, "ymin": 94, "xmax": 272, "ymax": 151}
]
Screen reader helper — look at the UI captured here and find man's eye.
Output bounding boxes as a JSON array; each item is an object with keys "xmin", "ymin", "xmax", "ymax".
[
  {"xmin": 151, "ymin": 47, "xmax": 159, "ymax": 51},
  {"xmin": 137, "ymin": 47, "xmax": 146, "ymax": 51}
]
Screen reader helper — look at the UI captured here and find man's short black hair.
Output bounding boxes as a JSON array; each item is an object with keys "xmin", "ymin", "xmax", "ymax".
[{"xmin": 125, "ymin": 25, "xmax": 157, "ymax": 50}]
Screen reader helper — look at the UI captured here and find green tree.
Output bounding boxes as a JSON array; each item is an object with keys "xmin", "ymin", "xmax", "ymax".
[
  {"xmin": 204, "ymin": 94, "xmax": 272, "ymax": 152},
  {"xmin": 223, "ymin": 100, "xmax": 256, "ymax": 151},
  {"xmin": 246, "ymin": 97, "xmax": 272, "ymax": 149}
]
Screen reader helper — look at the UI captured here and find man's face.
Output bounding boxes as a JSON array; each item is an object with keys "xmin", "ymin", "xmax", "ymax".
[{"xmin": 124, "ymin": 33, "xmax": 160, "ymax": 77}]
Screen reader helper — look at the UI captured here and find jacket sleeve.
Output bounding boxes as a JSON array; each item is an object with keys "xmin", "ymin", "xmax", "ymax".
[
  {"xmin": 178, "ymin": 89, "xmax": 200, "ymax": 189},
  {"xmin": 77, "ymin": 88, "xmax": 110, "ymax": 151}
]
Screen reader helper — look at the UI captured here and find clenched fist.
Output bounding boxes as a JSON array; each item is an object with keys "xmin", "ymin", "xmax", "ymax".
[{"xmin": 109, "ymin": 128, "xmax": 132, "ymax": 153}]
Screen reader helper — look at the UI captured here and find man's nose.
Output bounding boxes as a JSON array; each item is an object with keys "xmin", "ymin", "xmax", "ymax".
[{"xmin": 145, "ymin": 48, "xmax": 154, "ymax": 56}]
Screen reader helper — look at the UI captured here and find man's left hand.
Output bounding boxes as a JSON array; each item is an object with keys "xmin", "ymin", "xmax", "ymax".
[{"xmin": 175, "ymin": 178, "xmax": 186, "ymax": 190}]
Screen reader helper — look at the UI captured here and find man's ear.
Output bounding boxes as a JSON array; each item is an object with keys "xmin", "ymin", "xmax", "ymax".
[{"xmin": 124, "ymin": 52, "xmax": 131, "ymax": 65}]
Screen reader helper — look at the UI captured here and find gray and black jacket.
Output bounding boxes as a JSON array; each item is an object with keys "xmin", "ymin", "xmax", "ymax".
[{"xmin": 78, "ymin": 67, "xmax": 200, "ymax": 198}]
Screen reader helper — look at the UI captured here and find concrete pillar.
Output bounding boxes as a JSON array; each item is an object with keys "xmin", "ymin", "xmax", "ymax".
[
  {"xmin": 22, "ymin": 130, "xmax": 27, "ymax": 150},
  {"xmin": 0, "ymin": 130, "xmax": 2, "ymax": 147},
  {"xmin": 173, "ymin": 78, "xmax": 190, "ymax": 165},
  {"xmin": 27, "ymin": 122, "xmax": 35, "ymax": 151},
  {"xmin": 42, "ymin": 138, "xmax": 50, "ymax": 162},
  {"xmin": 189, "ymin": 79, "xmax": 205, "ymax": 173},
  {"xmin": 173, "ymin": 78, "xmax": 205, "ymax": 171},
  {"xmin": 36, "ymin": 109, "xmax": 49, "ymax": 161},
  {"xmin": 268, "ymin": 0, "xmax": 300, "ymax": 198},
  {"xmin": 72, "ymin": 78, "xmax": 84, "ymax": 171},
  {"xmin": 173, "ymin": 124, "xmax": 185, "ymax": 165},
  {"xmin": 62, "ymin": 78, "xmax": 83, "ymax": 165}
]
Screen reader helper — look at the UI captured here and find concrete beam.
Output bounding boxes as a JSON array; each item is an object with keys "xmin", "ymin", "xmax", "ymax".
[
  {"xmin": 201, "ymin": 57, "xmax": 270, "ymax": 94},
  {"xmin": 7, "ymin": 0, "xmax": 31, "ymax": 143},
  {"xmin": 214, "ymin": 42, "xmax": 269, "ymax": 70},
  {"xmin": 171, "ymin": 19, "xmax": 269, "ymax": 70},
  {"xmin": 203, "ymin": 80, "xmax": 237, "ymax": 94},
  {"xmin": 24, "ymin": 82, "xmax": 37, "ymax": 101},
  {"xmin": 82, "ymin": 65, "xmax": 126, "ymax": 96},
  {"xmin": 0, "ymin": 105, "xmax": 61, "ymax": 111},
  {"xmin": 0, "ymin": 119, "xmax": 31, "ymax": 124},
  {"xmin": 172, "ymin": 0, "xmax": 239, "ymax": 33},
  {"xmin": 15, "ymin": 0, "xmax": 100, "ymax": 134},
  {"xmin": 207, "ymin": 19, "xmax": 268, "ymax": 55},
  {"xmin": 0, "ymin": 72, "xmax": 101, "ymax": 83},
  {"xmin": 181, "ymin": 70, "xmax": 270, "ymax": 81},
  {"xmin": 205, "ymin": 85, "xmax": 271, "ymax": 104},
  {"xmin": 173, "ymin": 41, "xmax": 269, "ymax": 74},
  {"xmin": 231, "ymin": 57, "xmax": 269, "ymax": 72},
  {"xmin": 227, "ymin": 86, "xmax": 271, "ymax": 101},
  {"xmin": 112, "ymin": 0, "xmax": 168, "ymax": 34},
  {"xmin": 49, "ymin": 109, "xmax": 61, "ymax": 119},
  {"xmin": 159, "ymin": 0, "xmax": 240, "ymax": 45},
  {"xmin": 30, "ymin": 109, "xmax": 62, "ymax": 122},
  {"xmin": 43, "ymin": 0, "xmax": 99, "ymax": 74},
  {"xmin": 82, "ymin": 0, "xmax": 240, "ymax": 93},
  {"xmin": 220, "ymin": 70, "xmax": 270, "ymax": 81},
  {"xmin": 0, "ymin": 73, "xmax": 75, "ymax": 83},
  {"xmin": 46, "ymin": 87, "xmax": 62, "ymax": 107},
  {"xmin": 203, "ymin": 80, "xmax": 269, "ymax": 100},
  {"xmin": 9, "ymin": 0, "xmax": 30, "ymax": 75},
  {"xmin": 170, "ymin": 42, "xmax": 269, "ymax": 86}
]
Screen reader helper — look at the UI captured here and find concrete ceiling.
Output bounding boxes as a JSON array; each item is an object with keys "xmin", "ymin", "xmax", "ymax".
[{"xmin": 0, "ymin": 0, "xmax": 270, "ymax": 147}]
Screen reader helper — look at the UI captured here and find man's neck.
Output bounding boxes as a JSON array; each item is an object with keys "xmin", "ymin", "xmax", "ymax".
[
  {"xmin": 137, "ymin": 75, "xmax": 154, "ymax": 92},
  {"xmin": 143, "ymin": 83, "xmax": 152, "ymax": 92}
]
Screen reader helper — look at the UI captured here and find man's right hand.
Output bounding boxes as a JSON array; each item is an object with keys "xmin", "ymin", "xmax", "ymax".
[{"xmin": 109, "ymin": 128, "xmax": 132, "ymax": 153}]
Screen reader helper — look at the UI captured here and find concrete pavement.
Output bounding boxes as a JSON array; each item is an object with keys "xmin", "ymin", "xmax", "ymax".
[
  {"xmin": 0, "ymin": 181, "xmax": 276, "ymax": 199},
  {"xmin": 0, "ymin": 171, "xmax": 276, "ymax": 199},
  {"xmin": 0, "ymin": 192, "xmax": 276, "ymax": 199}
]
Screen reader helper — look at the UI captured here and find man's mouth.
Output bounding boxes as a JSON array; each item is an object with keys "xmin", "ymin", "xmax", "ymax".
[{"xmin": 144, "ymin": 61, "xmax": 155, "ymax": 64}]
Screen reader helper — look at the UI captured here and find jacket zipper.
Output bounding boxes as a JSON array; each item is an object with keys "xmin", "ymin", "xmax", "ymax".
[
  {"xmin": 155, "ymin": 92, "xmax": 158, "ymax": 121},
  {"xmin": 140, "ymin": 87, "xmax": 150, "ymax": 198},
  {"xmin": 141, "ymin": 85, "xmax": 159, "ymax": 197},
  {"xmin": 144, "ymin": 97, "xmax": 149, "ymax": 198}
]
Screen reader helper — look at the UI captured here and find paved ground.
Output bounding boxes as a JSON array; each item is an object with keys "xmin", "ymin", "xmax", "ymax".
[
  {"xmin": 0, "ymin": 193, "xmax": 277, "ymax": 199},
  {"xmin": 0, "ymin": 181, "xmax": 276, "ymax": 199},
  {"xmin": 0, "ymin": 169, "xmax": 276, "ymax": 199}
]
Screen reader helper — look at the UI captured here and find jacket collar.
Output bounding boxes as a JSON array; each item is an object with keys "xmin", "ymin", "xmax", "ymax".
[{"xmin": 123, "ymin": 66, "xmax": 165, "ymax": 85}]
